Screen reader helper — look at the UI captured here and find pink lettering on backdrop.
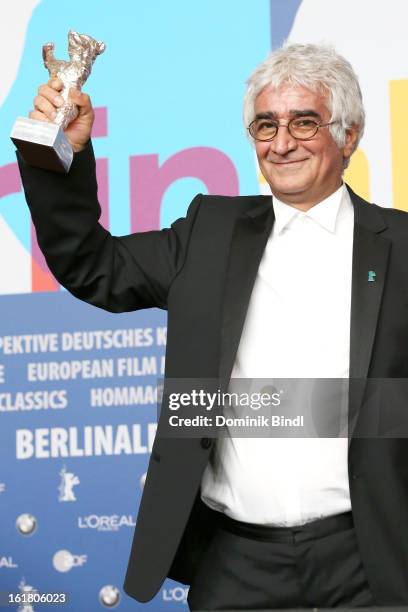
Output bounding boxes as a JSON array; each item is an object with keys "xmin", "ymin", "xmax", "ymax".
[
  {"xmin": 0, "ymin": 160, "xmax": 57, "ymax": 291},
  {"xmin": 0, "ymin": 163, "xmax": 21, "ymax": 199},
  {"xmin": 0, "ymin": 163, "xmax": 53, "ymax": 291},
  {"xmin": 129, "ymin": 147, "xmax": 240, "ymax": 232},
  {"xmin": 94, "ymin": 106, "xmax": 109, "ymax": 229}
]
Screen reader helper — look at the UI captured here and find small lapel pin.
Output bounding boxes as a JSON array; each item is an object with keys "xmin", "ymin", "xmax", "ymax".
[{"xmin": 368, "ymin": 270, "xmax": 376, "ymax": 282}]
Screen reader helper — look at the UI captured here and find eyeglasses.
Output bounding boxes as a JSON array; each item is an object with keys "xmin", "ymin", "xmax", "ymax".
[{"xmin": 247, "ymin": 117, "xmax": 336, "ymax": 141}]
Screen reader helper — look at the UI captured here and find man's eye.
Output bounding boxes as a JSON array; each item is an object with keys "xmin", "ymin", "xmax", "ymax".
[
  {"xmin": 258, "ymin": 121, "xmax": 276, "ymax": 130},
  {"xmin": 293, "ymin": 119, "xmax": 317, "ymax": 127}
]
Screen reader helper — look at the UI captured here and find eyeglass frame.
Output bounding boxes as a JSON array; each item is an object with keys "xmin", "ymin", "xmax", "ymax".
[{"xmin": 247, "ymin": 116, "xmax": 338, "ymax": 142}]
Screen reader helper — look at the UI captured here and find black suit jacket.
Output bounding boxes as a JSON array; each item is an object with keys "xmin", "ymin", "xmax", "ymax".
[{"xmin": 17, "ymin": 143, "xmax": 408, "ymax": 605}]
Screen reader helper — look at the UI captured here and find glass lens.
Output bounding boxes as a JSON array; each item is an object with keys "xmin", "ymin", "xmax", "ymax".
[
  {"xmin": 250, "ymin": 119, "xmax": 277, "ymax": 141},
  {"xmin": 289, "ymin": 118, "xmax": 318, "ymax": 138}
]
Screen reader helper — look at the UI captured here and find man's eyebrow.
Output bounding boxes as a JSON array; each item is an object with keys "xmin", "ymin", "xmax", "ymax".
[
  {"xmin": 253, "ymin": 109, "xmax": 322, "ymax": 120},
  {"xmin": 290, "ymin": 109, "xmax": 322, "ymax": 119}
]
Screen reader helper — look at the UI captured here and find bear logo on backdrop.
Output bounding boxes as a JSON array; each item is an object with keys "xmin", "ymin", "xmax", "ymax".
[
  {"xmin": 18, "ymin": 578, "xmax": 37, "ymax": 612},
  {"xmin": 58, "ymin": 465, "xmax": 80, "ymax": 502}
]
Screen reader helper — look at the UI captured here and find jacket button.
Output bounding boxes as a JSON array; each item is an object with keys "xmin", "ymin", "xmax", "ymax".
[{"xmin": 200, "ymin": 437, "xmax": 212, "ymax": 449}]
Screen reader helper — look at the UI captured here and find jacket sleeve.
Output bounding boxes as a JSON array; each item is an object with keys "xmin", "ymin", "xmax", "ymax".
[{"xmin": 17, "ymin": 142, "xmax": 202, "ymax": 312}]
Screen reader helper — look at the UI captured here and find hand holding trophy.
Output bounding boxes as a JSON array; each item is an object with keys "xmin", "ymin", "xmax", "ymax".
[{"xmin": 11, "ymin": 30, "xmax": 105, "ymax": 173}]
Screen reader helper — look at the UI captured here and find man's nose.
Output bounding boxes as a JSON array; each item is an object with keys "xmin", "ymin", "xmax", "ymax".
[{"xmin": 269, "ymin": 124, "xmax": 298, "ymax": 156}]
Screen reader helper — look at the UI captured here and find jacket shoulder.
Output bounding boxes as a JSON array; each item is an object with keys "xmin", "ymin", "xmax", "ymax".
[
  {"xmin": 346, "ymin": 184, "xmax": 408, "ymax": 235},
  {"xmin": 372, "ymin": 202, "xmax": 408, "ymax": 220},
  {"xmin": 198, "ymin": 193, "xmax": 271, "ymax": 219},
  {"xmin": 370, "ymin": 202, "xmax": 408, "ymax": 237}
]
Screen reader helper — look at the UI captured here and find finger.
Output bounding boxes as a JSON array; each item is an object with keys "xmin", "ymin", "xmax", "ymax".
[
  {"xmin": 69, "ymin": 88, "xmax": 92, "ymax": 112},
  {"xmin": 47, "ymin": 78, "xmax": 63, "ymax": 91},
  {"xmin": 37, "ymin": 84, "xmax": 64, "ymax": 107},
  {"xmin": 29, "ymin": 109, "xmax": 52, "ymax": 122},
  {"xmin": 33, "ymin": 95, "xmax": 58, "ymax": 121}
]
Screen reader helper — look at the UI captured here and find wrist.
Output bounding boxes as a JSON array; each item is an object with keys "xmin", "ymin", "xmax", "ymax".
[{"xmin": 71, "ymin": 141, "xmax": 89, "ymax": 154}]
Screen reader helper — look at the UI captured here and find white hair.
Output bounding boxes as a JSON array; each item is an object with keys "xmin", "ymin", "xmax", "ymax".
[{"xmin": 243, "ymin": 43, "xmax": 365, "ymax": 166}]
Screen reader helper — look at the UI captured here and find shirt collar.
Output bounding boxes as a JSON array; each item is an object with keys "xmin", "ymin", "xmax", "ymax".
[{"xmin": 272, "ymin": 183, "xmax": 347, "ymax": 235}]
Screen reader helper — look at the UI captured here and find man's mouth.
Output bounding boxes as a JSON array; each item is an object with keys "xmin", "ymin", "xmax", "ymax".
[{"xmin": 271, "ymin": 158, "xmax": 309, "ymax": 165}]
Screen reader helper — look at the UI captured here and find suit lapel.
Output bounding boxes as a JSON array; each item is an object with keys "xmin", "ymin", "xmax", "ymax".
[
  {"xmin": 219, "ymin": 198, "xmax": 274, "ymax": 387},
  {"xmin": 347, "ymin": 185, "xmax": 391, "ymax": 444}
]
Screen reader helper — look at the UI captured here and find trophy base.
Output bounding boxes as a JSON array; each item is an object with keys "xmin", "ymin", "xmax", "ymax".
[{"xmin": 10, "ymin": 116, "xmax": 73, "ymax": 173}]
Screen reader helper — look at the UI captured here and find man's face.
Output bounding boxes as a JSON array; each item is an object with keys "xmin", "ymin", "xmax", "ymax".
[{"xmin": 253, "ymin": 83, "xmax": 358, "ymax": 207}]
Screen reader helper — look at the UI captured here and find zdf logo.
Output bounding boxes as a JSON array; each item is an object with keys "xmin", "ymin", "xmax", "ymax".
[{"xmin": 52, "ymin": 549, "xmax": 87, "ymax": 572}]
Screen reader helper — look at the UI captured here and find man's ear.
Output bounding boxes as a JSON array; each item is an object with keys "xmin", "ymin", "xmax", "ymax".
[{"xmin": 343, "ymin": 124, "xmax": 360, "ymax": 159}]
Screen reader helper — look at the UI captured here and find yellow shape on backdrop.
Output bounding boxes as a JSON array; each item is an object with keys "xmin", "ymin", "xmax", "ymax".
[
  {"xmin": 258, "ymin": 171, "xmax": 267, "ymax": 184},
  {"xmin": 390, "ymin": 80, "xmax": 408, "ymax": 212},
  {"xmin": 344, "ymin": 148, "xmax": 370, "ymax": 203}
]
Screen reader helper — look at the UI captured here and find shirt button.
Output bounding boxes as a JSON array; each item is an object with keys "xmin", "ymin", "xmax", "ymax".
[{"xmin": 200, "ymin": 437, "xmax": 212, "ymax": 450}]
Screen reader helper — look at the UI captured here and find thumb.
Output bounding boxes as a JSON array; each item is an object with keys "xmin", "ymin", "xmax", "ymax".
[{"xmin": 69, "ymin": 88, "xmax": 92, "ymax": 114}]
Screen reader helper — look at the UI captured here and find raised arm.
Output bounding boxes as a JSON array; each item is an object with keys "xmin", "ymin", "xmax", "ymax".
[{"xmin": 17, "ymin": 80, "xmax": 202, "ymax": 312}]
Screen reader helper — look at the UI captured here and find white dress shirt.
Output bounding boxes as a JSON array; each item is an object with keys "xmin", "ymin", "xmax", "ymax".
[{"xmin": 201, "ymin": 183, "xmax": 354, "ymax": 526}]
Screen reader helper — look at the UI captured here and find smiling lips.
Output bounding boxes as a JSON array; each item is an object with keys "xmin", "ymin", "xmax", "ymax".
[{"xmin": 271, "ymin": 158, "xmax": 309, "ymax": 165}]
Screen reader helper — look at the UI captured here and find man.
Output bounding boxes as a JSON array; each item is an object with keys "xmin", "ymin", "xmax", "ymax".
[{"xmin": 18, "ymin": 43, "xmax": 408, "ymax": 609}]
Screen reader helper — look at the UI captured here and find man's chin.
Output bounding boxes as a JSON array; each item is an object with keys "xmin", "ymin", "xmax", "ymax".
[{"xmin": 268, "ymin": 181, "xmax": 311, "ymax": 200}]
